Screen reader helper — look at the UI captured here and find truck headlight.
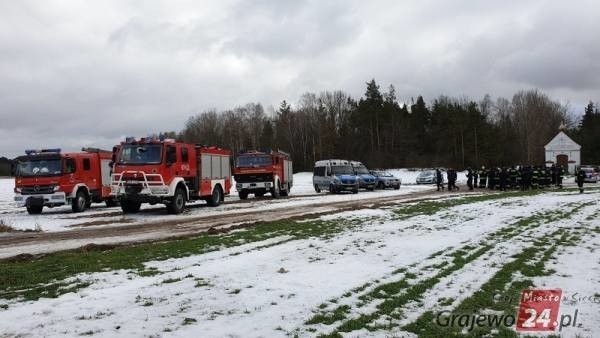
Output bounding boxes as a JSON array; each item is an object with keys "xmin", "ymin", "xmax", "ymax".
[
  {"xmin": 53, "ymin": 186, "xmax": 60, "ymax": 192},
  {"xmin": 14, "ymin": 187, "xmax": 22, "ymax": 193}
]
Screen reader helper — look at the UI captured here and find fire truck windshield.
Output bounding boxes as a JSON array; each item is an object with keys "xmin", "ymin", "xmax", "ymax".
[
  {"xmin": 15, "ymin": 158, "xmax": 62, "ymax": 177},
  {"xmin": 236, "ymin": 155, "xmax": 272, "ymax": 167},
  {"xmin": 118, "ymin": 144, "xmax": 163, "ymax": 164}
]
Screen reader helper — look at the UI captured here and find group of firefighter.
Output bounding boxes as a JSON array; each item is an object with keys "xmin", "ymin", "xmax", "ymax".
[{"xmin": 437, "ymin": 165, "xmax": 576, "ymax": 192}]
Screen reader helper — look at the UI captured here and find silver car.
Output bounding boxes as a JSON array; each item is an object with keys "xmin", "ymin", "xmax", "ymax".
[
  {"xmin": 370, "ymin": 171, "xmax": 401, "ymax": 189},
  {"xmin": 416, "ymin": 170, "xmax": 442, "ymax": 184}
]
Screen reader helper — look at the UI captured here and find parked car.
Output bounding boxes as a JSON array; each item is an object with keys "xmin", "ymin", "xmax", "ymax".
[
  {"xmin": 350, "ymin": 161, "xmax": 376, "ymax": 191},
  {"xmin": 416, "ymin": 169, "xmax": 442, "ymax": 184},
  {"xmin": 370, "ymin": 170, "xmax": 401, "ymax": 189},
  {"xmin": 313, "ymin": 159, "xmax": 359, "ymax": 194},
  {"xmin": 578, "ymin": 166, "xmax": 599, "ymax": 183}
]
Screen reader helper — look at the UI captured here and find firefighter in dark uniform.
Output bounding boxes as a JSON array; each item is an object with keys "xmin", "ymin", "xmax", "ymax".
[
  {"xmin": 436, "ymin": 168, "xmax": 444, "ymax": 191},
  {"xmin": 499, "ymin": 167, "xmax": 508, "ymax": 191},
  {"xmin": 473, "ymin": 169, "xmax": 479, "ymax": 189},
  {"xmin": 488, "ymin": 167, "xmax": 496, "ymax": 189},
  {"xmin": 576, "ymin": 168, "xmax": 586, "ymax": 193},
  {"xmin": 509, "ymin": 166, "xmax": 518, "ymax": 189},
  {"xmin": 550, "ymin": 164, "xmax": 557, "ymax": 186},
  {"xmin": 520, "ymin": 166, "xmax": 531, "ymax": 190},
  {"xmin": 466, "ymin": 168, "xmax": 474, "ymax": 190},
  {"xmin": 447, "ymin": 168, "xmax": 458, "ymax": 191},
  {"xmin": 532, "ymin": 166, "xmax": 539, "ymax": 189},
  {"xmin": 538, "ymin": 167, "xmax": 546, "ymax": 188},
  {"xmin": 556, "ymin": 165, "xmax": 564, "ymax": 188},
  {"xmin": 542, "ymin": 167, "xmax": 550, "ymax": 187},
  {"xmin": 479, "ymin": 166, "xmax": 487, "ymax": 188}
]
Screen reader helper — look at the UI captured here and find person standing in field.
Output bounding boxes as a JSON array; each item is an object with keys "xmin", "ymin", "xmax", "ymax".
[
  {"xmin": 466, "ymin": 168, "xmax": 474, "ymax": 190},
  {"xmin": 436, "ymin": 169, "xmax": 444, "ymax": 191},
  {"xmin": 576, "ymin": 168, "xmax": 586, "ymax": 193},
  {"xmin": 556, "ymin": 165, "xmax": 564, "ymax": 188}
]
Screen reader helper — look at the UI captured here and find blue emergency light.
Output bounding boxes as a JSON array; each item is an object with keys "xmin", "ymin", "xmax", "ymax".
[{"xmin": 25, "ymin": 148, "xmax": 61, "ymax": 155}]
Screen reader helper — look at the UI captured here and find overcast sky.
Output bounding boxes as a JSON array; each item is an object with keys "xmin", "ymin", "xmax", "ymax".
[{"xmin": 1, "ymin": 0, "xmax": 598, "ymax": 158}]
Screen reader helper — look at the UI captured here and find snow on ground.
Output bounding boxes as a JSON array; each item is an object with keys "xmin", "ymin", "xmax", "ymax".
[
  {"xmin": 1, "ymin": 189, "xmax": 598, "ymax": 337},
  {"xmin": 0, "ymin": 171, "xmax": 435, "ymax": 232},
  {"xmin": 529, "ymin": 218, "xmax": 600, "ymax": 336}
]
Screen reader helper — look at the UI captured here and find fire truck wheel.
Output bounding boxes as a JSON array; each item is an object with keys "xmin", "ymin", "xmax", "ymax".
[
  {"xmin": 239, "ymin": 191, "xmax": 249, "ymax": 200},
  {"xmin": 72, "ymin": 189, "xmax": 88, "ymax": 213},
  {"xmin": 167, "ymin": 186, "xmax": 186, "ymax": 214},
  {"xmin": 26, "ymin": 205, "xmax": 43, "ymax": 215},
  {"xmin": 121, "ymin": 199, "xmax": 141, "ymax": 213},
  {"xmin": 314, "ymin": 184, "xmax": 321, "ymax": 193},
  {"xmin": 280, "ymin": 183, "xmax": 289, "ymax": 197},
  {"xmin": 207, "ymin": 186, "xmax": 222, "ymax": 207}
]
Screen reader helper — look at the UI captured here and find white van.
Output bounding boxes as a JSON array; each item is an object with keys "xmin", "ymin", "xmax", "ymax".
[{"xmin": 312, "ymin": 159, "xmax": 359, "ymax": 194}]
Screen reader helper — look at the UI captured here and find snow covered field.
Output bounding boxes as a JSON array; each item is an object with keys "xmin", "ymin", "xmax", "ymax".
[
  {"xmin": 1, "ymin": 186, "xmax": 598, "ymax": 337},
  {"xmin": 0, "ymin": 170, "xmax": 435, "ymax": 232}
]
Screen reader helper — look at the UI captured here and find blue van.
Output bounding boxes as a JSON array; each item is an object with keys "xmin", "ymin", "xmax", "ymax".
[{"xmin": 350, "ymin": 161, "xmax": 376, "ymax": 191}]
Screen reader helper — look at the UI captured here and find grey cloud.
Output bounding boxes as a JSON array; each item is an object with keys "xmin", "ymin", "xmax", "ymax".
[{"xmin": 1, "ymin": 0, "xmax": 599, "ymax": 157}]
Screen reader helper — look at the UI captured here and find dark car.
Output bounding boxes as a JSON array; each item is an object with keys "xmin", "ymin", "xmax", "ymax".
[{"xmin": 370, "ymin": 171, "xmax": 401, "ymax": 189}]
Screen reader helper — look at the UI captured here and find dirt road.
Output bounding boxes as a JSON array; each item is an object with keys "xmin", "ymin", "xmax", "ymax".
[{"xmin": 0, "ymin": 188, "xmax": 490, "ymax": 260}]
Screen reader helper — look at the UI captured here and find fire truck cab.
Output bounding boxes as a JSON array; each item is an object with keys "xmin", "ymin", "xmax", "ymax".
[
  {"xmin": 111, "ymin": 137, "xmax": 232, "ymax": 214},
  {"xmin": 233, "ymin": 150, "xmax": 293, "ymax": 199},
  {"xmin": 13, "ymin": 148, "xmax": 115, "ymax": 214}
]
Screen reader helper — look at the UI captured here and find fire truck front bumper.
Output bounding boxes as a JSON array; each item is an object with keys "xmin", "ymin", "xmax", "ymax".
[
  {"xmin": 111, "ymin": 184, "xmax": 171, "ymax": 197},
  {"xmin": 236, "ymin": 181, "xmax": 273, "ymax": 191},
  {"xmin": 14, "ymin": 192, "xmax": 67, "ymax": 207}
]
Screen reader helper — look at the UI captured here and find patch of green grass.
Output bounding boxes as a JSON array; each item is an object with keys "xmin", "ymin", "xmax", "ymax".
[
  {"xmin": 194, "ymin": 279, "xmax": 212, "ymax": 288},
  {"xmin": 314, "ymin": 201, "xmax": 592, "ymax": 335},
  {"xmin": 437, "ymin": 297, "xmax": 454, "ymax": 306},
  {"xmin": 161, "ymin": 277, "xmax": 181, "ymax": 284},
  {"xmin": 0, "ymin": 218, "xmax": 360, "ymax": 302},
  {"xmin": 392, "ymin": 190, "xmax": 543, "ymax": 220},
  {"xmin": 182, "ymin": 317, "xmax": 197, "ymax": 325},
  {"xmin": 306, "ymin": 305, "xmax": 350, "ymax": 325},
  {"xmin": 403, "ymin": 227, "xmax": 586, "ymax": 337}
]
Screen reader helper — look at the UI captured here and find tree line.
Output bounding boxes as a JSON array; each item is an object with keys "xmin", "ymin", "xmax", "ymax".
[
  {"xmin": 2, "ymin": 80, "xmax": 598, "ymax": 174},
  {"xmin": 178, "ymin": 79, "xmax": 598, "ymax": 171}
]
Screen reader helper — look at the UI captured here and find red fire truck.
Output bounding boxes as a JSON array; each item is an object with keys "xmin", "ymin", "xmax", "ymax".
[
  {"xmin": 13, "ymin": 148, "xmax": 116, "ymax": 214},
  {"xmin": 233, "ymin": 150, "xmax": 293, "ymax": 199},
  {"xmin": 111, "ymin": 137, "xmax": 232, "ymax": 214}
]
